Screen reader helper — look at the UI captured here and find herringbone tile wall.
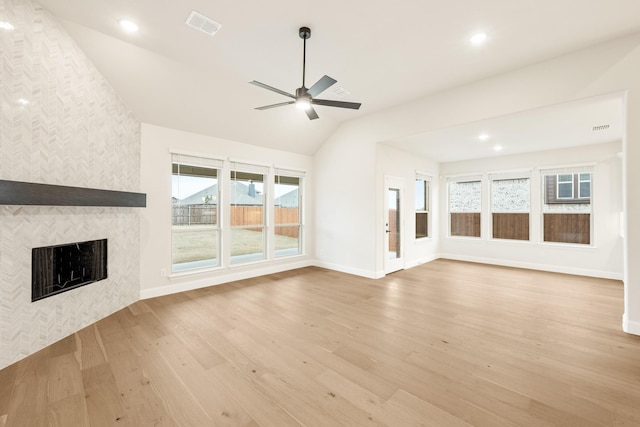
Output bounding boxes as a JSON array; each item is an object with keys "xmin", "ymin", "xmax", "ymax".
[{"xmin": 0, "ymin": 0, "xmax": 141, "ymax": 369}]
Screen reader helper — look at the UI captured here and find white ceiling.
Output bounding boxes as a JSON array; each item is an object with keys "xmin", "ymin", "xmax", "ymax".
[
  {"xmin": 386, "ymin": 92, "xmax": 624, "ymax": 163},
  {"xmin": 36, "ymin": 0, "xmax": 640, "ymax": 156}
]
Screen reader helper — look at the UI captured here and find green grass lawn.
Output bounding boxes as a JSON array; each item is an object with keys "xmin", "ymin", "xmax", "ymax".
[{"xmin": 171, "ymin": 225, "xmax": 299, "ymax": 264}]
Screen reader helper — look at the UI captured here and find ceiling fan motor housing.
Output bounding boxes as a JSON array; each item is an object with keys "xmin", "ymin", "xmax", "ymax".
[{"xmin": 296, "ymin": 87, "xmax": 310, "ymax": 99}]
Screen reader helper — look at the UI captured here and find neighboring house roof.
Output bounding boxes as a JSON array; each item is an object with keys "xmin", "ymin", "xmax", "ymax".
[
  {"xmin": 274, "ymin": 189, "xmax": 299, "ymax": 207},
  {"xmin": 175, "ymin": 181, "xmax": 263, "ymax": 206}
]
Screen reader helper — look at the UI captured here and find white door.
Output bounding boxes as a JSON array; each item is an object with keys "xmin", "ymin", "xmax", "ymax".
[{"xmin": 384, "ymin": 177, "xmax": 404, "ymax": 274}]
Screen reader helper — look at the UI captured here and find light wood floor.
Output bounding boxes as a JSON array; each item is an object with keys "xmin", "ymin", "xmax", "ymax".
[{"xmin": 1, "ymin": 260, "xmax": 640, "ymax": 426}]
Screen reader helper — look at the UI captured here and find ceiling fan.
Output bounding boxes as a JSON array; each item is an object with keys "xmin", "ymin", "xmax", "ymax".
[{"xmin": 250, "ymin": 26, "xmax": 361, "ymax": 120}]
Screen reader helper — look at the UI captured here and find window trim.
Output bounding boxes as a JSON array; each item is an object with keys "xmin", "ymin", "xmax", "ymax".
[
  {"xmin": 274, "ymin": 174, "xmax": 303, "ymax": 258},
  {"xmin": 541, "ymin": 168, "xmax": 594, "ymax": 246},
  {"xmin": 447, "ymin": 176, "xmax": 482, "ymax": 238},
  {"xmin": 414, "ymin": 176, "xmax": 431, "ymax": 240},
  {"xmin": 489, "ymin": 176, "xmax": 531, "ymax": 242},
  {"xmin": 171, "ymin": 153, "xmax": 222, "ymax": 273}
]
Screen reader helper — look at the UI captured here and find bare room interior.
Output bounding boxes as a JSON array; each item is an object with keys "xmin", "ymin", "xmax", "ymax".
[{"xmin": 1, "ymin": 0, "xmax": 640, "ymax": 425}]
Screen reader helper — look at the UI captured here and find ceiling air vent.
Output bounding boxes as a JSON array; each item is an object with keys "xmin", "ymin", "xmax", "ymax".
[
  {"xmin": 330, "ymin": 86, "xmax": 351, "ymax": 98},
  {"xmin": 185, "ymin": 11, "xmax": 221, "ymax": 36},
  {"xmin": 592, "ymin": 124, "xmax": 610, "ymax": 131}
]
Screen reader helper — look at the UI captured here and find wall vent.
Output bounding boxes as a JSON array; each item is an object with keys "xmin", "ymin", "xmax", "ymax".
[
  {"xmin": 185, "ymin": 11, "xmax": 221, "ymax": 36},
  {"xmin": 592, "ymin": 124, "xmax": 610, "ymax": 131}
]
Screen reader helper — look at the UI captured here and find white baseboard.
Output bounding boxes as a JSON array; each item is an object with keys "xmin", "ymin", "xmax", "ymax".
[
  {"xmin": 623, "ymin": 314, "xmax": 640, "ymax": 336},
  {"xmin": 405, "ymin": 255, "xmax": 440, "ymax": 270},
  {"xmin": 140, "ymin": 258, "xmax": 314, "ymax": 299},
  {"xmin": 313, "ymin": 261, "xmax": 380, "ymax": 279},
  {"xmin": 141, "ymin": 253, "xmax": 623, "ymax": 300},
  {"xmin": 438, "ymin": 253, "xmax": 623, "ymax": 280}
]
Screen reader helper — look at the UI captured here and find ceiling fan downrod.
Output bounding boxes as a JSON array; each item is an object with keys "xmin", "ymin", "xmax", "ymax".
[{"xmin": 299, "ymin": 26, "xmax": 311, "ymax": 89}]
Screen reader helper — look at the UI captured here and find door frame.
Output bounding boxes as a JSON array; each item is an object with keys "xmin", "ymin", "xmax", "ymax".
[{"xmin": 384, "ymin": 176, "xmax": 405, "ymax": 274}]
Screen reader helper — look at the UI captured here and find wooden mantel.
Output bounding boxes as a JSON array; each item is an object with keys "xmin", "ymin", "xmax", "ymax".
[{"xmin": 0, "ymin": 180, "xmax": 146, "ymax": 207}]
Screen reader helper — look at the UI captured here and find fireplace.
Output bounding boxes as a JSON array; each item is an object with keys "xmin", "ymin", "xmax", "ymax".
[{"xmin": 31, "ymin": 239, "xmax": 107, "ymax": 302}]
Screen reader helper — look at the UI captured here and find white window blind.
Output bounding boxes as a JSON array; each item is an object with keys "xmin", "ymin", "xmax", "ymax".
[
  {"xmin": 446, "ymin": 174, "xmax": 483, "ymax": 183},
  {"xmin": 230, "ymin": 161, "xmax": 270, "ymax": 175},
  {"xmin": 171, "ymin": 153, "xmax": 224, "ymax": 169},
  {"xmin": 539, "ymin": 163, "xmax": 595, "ymax": 175},
  {"xmin": 416, "ymin": 171, "xmax": 433, "ymax": 181},
  {"xmin": 274, "ymin": 167, "xmax": 306, "ymax": 178}
]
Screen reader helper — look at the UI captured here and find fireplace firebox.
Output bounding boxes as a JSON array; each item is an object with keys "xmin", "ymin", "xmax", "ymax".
[{"xmin": 31, "ymin": 239, "xmax": 107, "ymax": 302}]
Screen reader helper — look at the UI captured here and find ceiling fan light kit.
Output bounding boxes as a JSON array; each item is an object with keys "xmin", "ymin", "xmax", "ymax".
[{"xmin": 250, "ymin": 26, "xmax": 361, "ymax": 120}]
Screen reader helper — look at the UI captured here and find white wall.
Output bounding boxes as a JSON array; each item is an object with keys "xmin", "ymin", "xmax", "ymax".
[
  {"xmin": 140, "ymin": 124, "xmax": 314, "ymax": 298},
  {"xmin": 375, "ymin": 144, "xmax": 440, "ymax": 274},
  {"xmin": 314, "ymin": 130, "xmax": 378, "ymax": 277},
  {"xmin": 439, "ymin": 142, "xmax": 623, "ymax": 278},
  {"xmin": 314, "ymin": 31, "xmax": 640, "ymax": 335},
  {"xmin": 0, "ymin": 0, "xmax": 141, "ymax": 369}
]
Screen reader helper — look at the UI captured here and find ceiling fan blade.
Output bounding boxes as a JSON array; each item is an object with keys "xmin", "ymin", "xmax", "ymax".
[
  {"xmin": 305, "ymin": 107, "xmax": 319, "ymax": 120},
  {"xmin": 304, "ymin": 107, "xmax": 318, "ymax": 120},
  {"xmin": 249, "ymin": 81, "xmax": 295, "ymax": 99},
  {"xmin": 307, "ymin": 75, "xmax": 337, "ymax": 97},
  {"xmin": 255, "ymin": 101, "xmax": 295, "ymax": 110},
  {"xmin": 312, "ymin": 99, "xmax": 362, "ymax": 110}
]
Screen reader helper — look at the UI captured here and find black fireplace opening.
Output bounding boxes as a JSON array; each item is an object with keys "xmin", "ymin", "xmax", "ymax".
[{"xmin": 32, "ymin": 239, "xmax": 107, "ymax": 302}]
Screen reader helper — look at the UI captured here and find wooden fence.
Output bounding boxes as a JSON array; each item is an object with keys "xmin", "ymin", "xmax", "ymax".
[
  {"xmin": 450, "ymin": 213, "xmax": 481, "ymax": 237},
  {"xmin": 543, "ymin": 213, "xmax": 590, "ymax": 244},
  {"xmin": 492, "ymin": 213, "xmax": 529, "ymax": 240},
  {"xmin": 172, "ymin": 205, "xmax": 299, "ymax": 238},
  {"xmin": 172, "ymin": 205, "xmax": 217, "ymax": 225}
]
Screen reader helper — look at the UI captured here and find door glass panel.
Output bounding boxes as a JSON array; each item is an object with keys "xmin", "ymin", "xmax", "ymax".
[{"xmin": 388, "ymin": 188, "xmax": 400, "ymax": 260}]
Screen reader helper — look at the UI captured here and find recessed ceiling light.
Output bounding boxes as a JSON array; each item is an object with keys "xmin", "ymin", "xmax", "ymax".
[
  {"xmin": 493, "ymin": 145, "xmax": 503, "ymax": 152},
  {"xmin": 119, "ymin": 19, "xmax": 139, "ymax": 33},
  {"xmin": 0, "ymin": 21, "xmax": 14, "ymax": 31},
  {"xmin": 470, "ymin": 32, "xmax": 488, "ymax": 45},
  {"xmin": 17, "ymin": 98, "xmax": 30, "ymax": 106},
  {"xmin": 478, "ymin": 133, "xmax": 489, "ymax": 141}
]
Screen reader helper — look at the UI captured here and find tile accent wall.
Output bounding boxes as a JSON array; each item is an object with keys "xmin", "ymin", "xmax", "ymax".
[{"xmin": 0, "ymin": 0, "xmax": 141, "ymax": 369}]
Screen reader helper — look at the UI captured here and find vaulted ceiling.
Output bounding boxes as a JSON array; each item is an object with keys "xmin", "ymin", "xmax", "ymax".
[{"xmin": 37, "ymin": 0, "xmax": 640, "ymax": 156}]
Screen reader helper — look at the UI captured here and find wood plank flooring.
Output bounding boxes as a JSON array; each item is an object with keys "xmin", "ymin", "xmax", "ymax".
[{"xmin": 1, "ymin": 259, "xmax": 640, "ymax": 426}]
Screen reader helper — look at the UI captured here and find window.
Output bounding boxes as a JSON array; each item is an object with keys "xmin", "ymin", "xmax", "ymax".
[
  {"xmin": 491, "ymin": 177, "xmax": 530, "ymax": 241},
  {"xmin": 542, "ymin": 169, "xmax": 592, "ymax": 245},
  {"xmin": 545, "ymin": 173, "xmax": 591, "ymax": 204},
  {"xmin": 448, "ymin": 178, "xmax": 481, "ymax": 237},
  {"xmin": 415, "ymin": 177, "xmax": 430, "ymax": 239},
  {"xmin": 230, "ymin": 162, "xmax": 268, "ymax": 264},
  {"xmin": 579, "ymin": 173, "xmax": 591, "ymax": 198},
  {"xmin": 415, "ymin": 180, "xmax": 429, "ymax": 239},
  {"xmin": 557, "ymin": 174, "xmax": 573, "ymax": 199},
  {"xmin": 171, "ymin": 154, "xmax": 222, "ymax": 272},
  {"xmin": 274, "ymin": 173, "xmax": 302, "ymax": 257}
]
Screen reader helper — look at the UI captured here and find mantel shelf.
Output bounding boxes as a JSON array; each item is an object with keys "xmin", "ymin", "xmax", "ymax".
[{"xmin": 0, "ymin": 180, "xmax": 146, "ymax": 207}]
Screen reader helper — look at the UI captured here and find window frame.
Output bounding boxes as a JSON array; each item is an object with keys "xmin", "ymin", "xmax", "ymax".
[
  {"xmin": 447, "ymin": 176, "xmax": 482, "ymax": 239},
  {"xmin": 415, "ymin": 176, "xmax": 431, "ymax": 240},
  {"xmin": 170, "ymin": 153, "xmax": 223, "ymax": 273},
  {"xmin": 274, "ymin": 173, "xmax": 303, "ymax": 258},
  {"xmin": 489, "ymin": 174, "xmax": 531, "ymax": 242},
  {"xmin": 229, "ymin": 163, "xmax": 269, "ymax": 265},
  {"xmin": 541, "ymin": 167, "xmax": 594, "ymax": 246}
]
